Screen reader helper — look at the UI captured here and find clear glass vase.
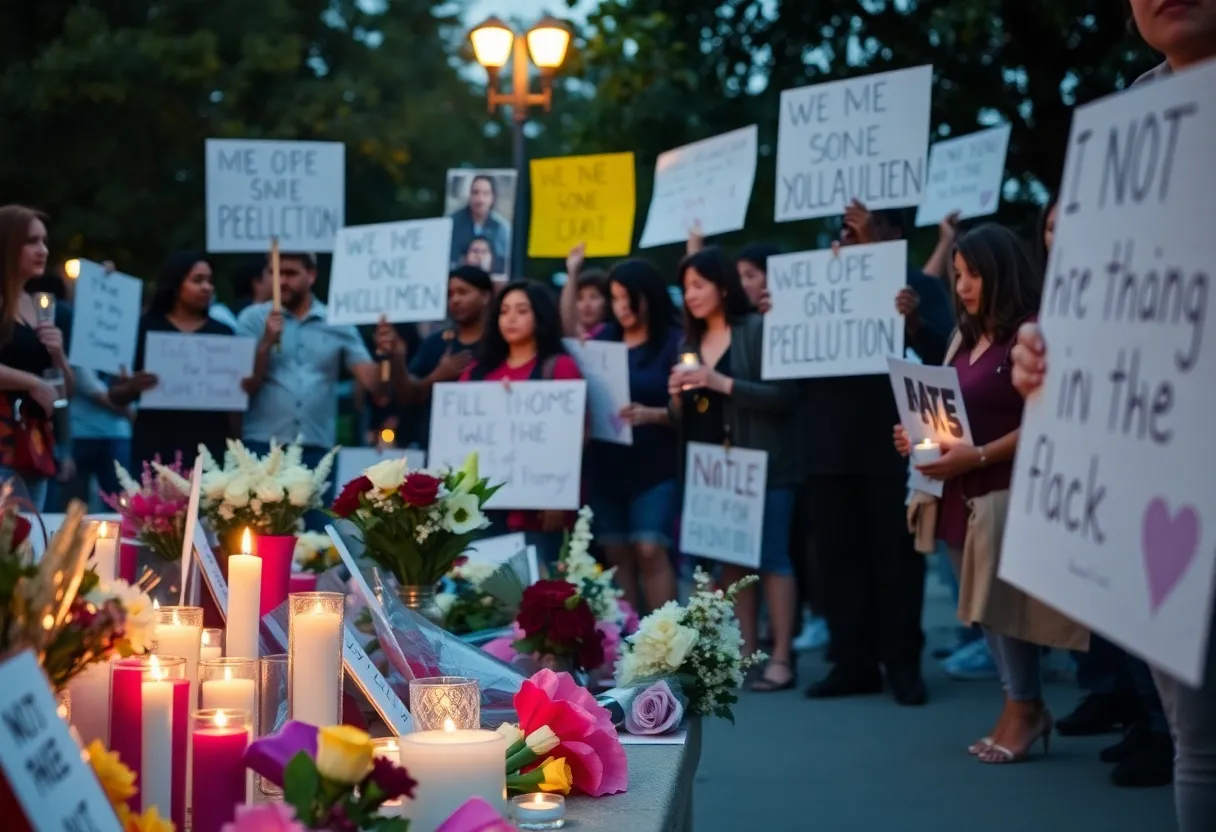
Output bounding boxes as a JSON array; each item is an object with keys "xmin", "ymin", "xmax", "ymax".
[
  {"xmin": 397, "ymin": 584, "xmax": 446, "ymax": 627},
  {"xmin": 136, "ymin": 544, "xmax": 201, "ymax": 607}
]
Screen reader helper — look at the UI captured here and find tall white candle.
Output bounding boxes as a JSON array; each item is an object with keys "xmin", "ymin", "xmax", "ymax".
[
  {"xmin": 91, "ymin": 522, "xmax": 117, "ymax": 582},
  {"xmin": 155, "ymin": 609, "xmax": 202, "ymax": 697},
  {"xmin": 227, "ymin": 531, "xmax": 262, "ymax": 660},
  {"xmin": 290, "ymin": 602, "xmax": 342, "ymax": 725},
  {"xmin": 398, "ymin": 722, "xmax": 506, "ymax": 832},
  {"xmin": 201, "ymin": 666, "xmax": 257, "ymax": 716},
  {"xmin": 66, "ymin": 659, "xmax": 112, "ymax": 747},
  {"xmin": 141, "ymin": 660, "xmax": 174, "ymax": 815}
]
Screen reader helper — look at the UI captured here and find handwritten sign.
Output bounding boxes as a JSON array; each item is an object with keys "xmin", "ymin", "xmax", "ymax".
[
  {"xmin": 193, "ymin": 522, "xmax": 229, "ymax": 615},
  {"xmin": 679, "ymin": 443, "xmax": 767, "ymax": 569},
  {"xmin": 776, "ymin": 65, "xmax": 933, "ymax": 222},
  {"xmin": 639, "ymin": 126, "xmax": 758, "ymax": 248},
  {"xmin": 429, "ymin": 381, "xmax": 587, "ymax": 510},
  {"xmin": 334, "ymin": 448, "xmax": 427, "ymax": 494},
  {"xmin": 999, "ymin": 65, "xmax": 1216, "ymax": 686},
  {"xmin": 205, "ymin": 139, "xmax": 344, "ymax": 253},
  {"xmin": 887, "ymin": 357, "xmax": 974, "ymax": 497},
  {"xmin": 762, "ymin": 240, "xmax": 907, "ymax": 379},
  {"xmin": 138, "ymin": 332, "xmax": 256, "ymax": 411},
  {"xmin": 916, "ymin": 124, "xmax": 1012, "ymax": 227},
  {"xmin": 67, "ymin": 260, "xmax": 142, "ymax": 375},
  {"xmin": 563, "ymin": 339, "xmax": 632, "ymax": 445},
  {"xmin": 528, "ymin": 153, "xmax": 635, "ymax": 258},
  {"xmin": 327, "ymin": 218, "xmax": 453, "ymax": 325},
  {"xmin": 0, "ymin": 651, "xmax": 122, "ymax": 832}
]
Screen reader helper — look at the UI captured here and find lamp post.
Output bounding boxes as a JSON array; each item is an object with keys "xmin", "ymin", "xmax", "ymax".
[{"xmin": 469, "ymin": 16, "xmax": 572, "ymax": 279}]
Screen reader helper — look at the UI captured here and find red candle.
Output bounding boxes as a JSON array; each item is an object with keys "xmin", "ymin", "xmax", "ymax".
[
  {"xmin": 289, "ymin": 572, "xmax": 318, "ymax": 594},
  {"xmin": 191, "ymin": 709, "xmax": 250, "ymax": 832},
  {"xmin": 254, "ymin": 534, "xmax": 295, "ymax": 615}
]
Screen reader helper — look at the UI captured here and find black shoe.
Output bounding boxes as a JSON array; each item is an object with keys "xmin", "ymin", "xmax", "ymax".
[
  {"xmin": 886, "ymin": 663, "xmax": 928, "ymax": 707},
  {"xmin": 1110, "ymin": 732, "xmax": 1174, "ymax": 787},
  {"xmin": 1101, "ymin": 721, "xmax": 1152, "ymax": 764},
  {"xmin": 804, "ymin": 665, "xmax": 883, "ymax": 699},
  {"xmin": 1056, "ymin": 693, "xmax": 1141, "ymax": 736}
]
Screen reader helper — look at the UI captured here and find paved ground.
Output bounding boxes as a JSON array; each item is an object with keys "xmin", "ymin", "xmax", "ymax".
[{"xmin": 692, "ymin": 580, "xmax": 1178, "ymax": 832}]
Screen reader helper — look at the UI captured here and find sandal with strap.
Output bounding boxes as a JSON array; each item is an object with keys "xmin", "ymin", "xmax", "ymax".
[
  {"xmin": 978, "ymin": 711, "xmax": 1054, "ymax": 765},
  {"xmin": 749, "ymin": 659, "xmax": 797, "ymax": 693}
]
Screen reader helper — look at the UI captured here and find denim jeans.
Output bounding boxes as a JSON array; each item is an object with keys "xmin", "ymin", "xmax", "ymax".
[
  {"xmin": 0, "ymin": 468, "xmax": 47, "ymax": 511},
  {"xmin": 984, "ymin": 630, "xmax": 1042, "ymax": 701}
]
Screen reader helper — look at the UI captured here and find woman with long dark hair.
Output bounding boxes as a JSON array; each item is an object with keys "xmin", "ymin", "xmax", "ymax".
[
  {"xmin": 110, "ymin": 250, "xmax": 238, "ymax": 469},
  {"xmin": 669, "ymin": 246, "xmax": 801, "ymax": 691},
  {"xmin": 585, "ymin": 259, "xmax": 682, "ymax": 610}
]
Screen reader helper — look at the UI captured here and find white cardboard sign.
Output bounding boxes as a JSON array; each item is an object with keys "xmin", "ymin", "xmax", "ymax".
[
  {"xmin": 429, "ymin": 381, "xmax": 587, "ymax": 510},
  {"xmin": 999, "ymin": 64, "xmax": 1216, "ymax": 686},
  {"xmin": 139, "ymin": 332, "xmax": 257, "ymax": 411},
  {"xmin": 775, "ymin": 65, "xmax": 933, "ymax": 222},
  {"xmin": 916, "ymin": 124, "xmax": 1012, "ymax": 227},
  {"xmin": 762, "ymin": 240, "xmax": 907, "ymax": 379},
  {"xmin": 639, "ymin": 126, "xmax": 758, "ymax": 248},
  {"xmin": 205, "ymin": 139, "xmax": 345, "ymax": 253},
  {"xmin": 887, "ymin": 357, "xmax": 974, "ymax": 497},
  {"xmin": 327, "ymin": 218, "xmax": 454, "ymax": 325},
  {"xmin": 66, "ymin": 260, "xmax": 143, "ymax": 376},
  {"xmin": 679, "ymin": 442, "xmax": 767, "ymax": 569},
  {"xmin": 334, "ymin": 448, "xmax": 427, "ymax": 495},
  {"xmin": 563, "ymin": 339, "xmax": 632, "ymax": 445},
  {"xmin": 0, "ymin": 651, "xmax": 122, "ymax": 832}
]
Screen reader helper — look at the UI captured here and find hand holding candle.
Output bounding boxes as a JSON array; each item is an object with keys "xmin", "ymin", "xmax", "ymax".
[{"xmin": 911, "ymin": 438, "xmax": 942, "ymax": 466}]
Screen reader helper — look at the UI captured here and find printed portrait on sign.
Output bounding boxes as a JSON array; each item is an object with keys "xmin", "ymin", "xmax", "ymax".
[{"xmin": 444, "ymin": 169, "xmax": 517, "ymax": 281}]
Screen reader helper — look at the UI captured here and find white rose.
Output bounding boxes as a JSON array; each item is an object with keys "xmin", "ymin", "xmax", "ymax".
[
  {"xmin": 664, "ymin": 625, "xmax": 699, "ymax": 667},
  {"xmin": 256, "ymin": 479, "xmax": 285, "ymax": 503},
  {"xmin": 223, "ymin": 475, "xmax": 252, "ymax": 508},
  {"xmin": 365, "ymin": 457, "xmax": 409, "ymax": 491}
]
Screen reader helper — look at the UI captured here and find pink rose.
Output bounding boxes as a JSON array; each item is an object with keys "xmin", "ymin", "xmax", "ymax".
[{"xmin": 624, "ymin": 681, "xmax": 684, "ymax": 736}]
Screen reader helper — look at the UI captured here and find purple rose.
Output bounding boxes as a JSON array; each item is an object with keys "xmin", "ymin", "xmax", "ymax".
[
  {"xmin": 245, "ymin": 721, "xmax": 318, "ymax": 787},
  {"xmin": 624, "ymin": 681, "xmax": 684, "ymax": 735}
]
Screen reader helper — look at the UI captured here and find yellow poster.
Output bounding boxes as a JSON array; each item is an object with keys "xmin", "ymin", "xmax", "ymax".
[{"xmin": 528, "ymin": 152, "xmax": 636, "ymax": 258}]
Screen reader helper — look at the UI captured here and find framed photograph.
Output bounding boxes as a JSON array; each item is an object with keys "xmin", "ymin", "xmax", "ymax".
[{"xmin": 444, "ymin": 168, "xmax": 517, "ymax": 281}]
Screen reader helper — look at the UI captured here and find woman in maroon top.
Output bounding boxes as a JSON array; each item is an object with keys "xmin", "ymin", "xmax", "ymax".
[{"xmin": 895, "ymin": 224, "xmax": 1064, "ymax": 764}]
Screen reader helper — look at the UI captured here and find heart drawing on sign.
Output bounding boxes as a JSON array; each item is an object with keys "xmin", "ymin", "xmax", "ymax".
[
  {"xmin": 1141, "ymin": 497, "xmax": 1201, "ymax": 614},
  {"xmin": 979, "ymin": 190, "xmax": 995, "ymax": 207},
  {"xmin": 609, "ymin": 414, "xmax": 627, "ymax": 435}
]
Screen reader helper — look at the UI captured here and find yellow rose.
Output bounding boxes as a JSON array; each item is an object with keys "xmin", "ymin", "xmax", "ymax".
[
  {"xmin": 536, "ymin": 756, "xmax": 574, "ymax": 794},
  {"xmin": 315, "ymin": 725, "xmax": 375, "ymax": 785}
]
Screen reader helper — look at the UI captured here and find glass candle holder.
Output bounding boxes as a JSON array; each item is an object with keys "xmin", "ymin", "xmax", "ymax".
[
  {"xmin": 201, "ymin": 628, "xmax": 224, "ymax": 662},
  {"xmin": 409, "ymin": 676, "xmax": 480, "ymax": 731},
  {"xmin": 511, "ymin": 793, "xmax": 566, "ymax": 830},
  {"xmin": 91, "ymin": 520, "xmax": 119, "ymax": 582},
  {"xmin": 199, "ymin": 658, "xmax": 257, "ymax": 729},
  {"xmin": 154, "ymin": 606, "xmax": 203, "ymax": 700},
  {"xmin": 370, "ymin": 738, "xmax": 405, "ymax": 817},
  {"xmin": 191, "ymin": 708, "xmax": 251, "ymax": 832},
  {"xmin": 288, "ymin": 592, "xmax": 344, "ymax": 726},
  {"xmin": 257, "ymin": 655, "xmax": 289, "ymax": 797},
  {"xmin": 34, "ymin": 291, "xmax": 55, "ymax": 324}
]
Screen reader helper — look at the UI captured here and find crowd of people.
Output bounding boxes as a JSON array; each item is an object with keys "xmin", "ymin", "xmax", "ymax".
[{"xmin": 0, "ymin": 1, "xmax": 1211, "ymax": 829}]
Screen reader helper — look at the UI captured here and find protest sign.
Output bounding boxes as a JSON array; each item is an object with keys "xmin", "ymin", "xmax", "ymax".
[
  {"xmin": 334, "ymin": 447, "xmax": 427, "ymax": 495},
  {"xmin": 444, "ymin": 169, "xmax": 517, "ymax": 280},
  {"xmin": 762, "ymin": 240, "xmax": 907, "ymax": 379},
  {"xmin": 205, "ymin": 139, "xmax": 344, "ymax": 252},
  {"xmin": 528, "ymin": 153, "xmax": 635, "ymax": 258},
  {"xmin": 776, "ymin": 65, "xmax": 933, "ymax": 222},
  {"xmin": 887, "ymin": 357, "xmax": 974, "ymax": 497},
  {"xmin": 999, "ymin": 64, "xmax": 1216, "ymax": 686},
  {"xmin": 639, "ymin": 126, "xmax": 759, "ymax": 248},
  {"xmin": 327, "ymin": 218, "xmax": 453, "ymax": 325},
  {"xmin": 563, "ymin": 338, "xmax": 632, "ymax": 445},
  {"xmin": 0, "ymin": 651, "xmax": 122, "ymax": 832},
  {"xmin": 139, "ymin": 332, "xmax": 257, "ymax": 411},
  {"xmin": 429, "ymin": 381, "xmax": 587, "ymax": 509},
  {"xmin": 66, "ymin": 259, "xmax": 142, "ymax": 375},
  {"xmin": 679, "ymin": 443, "xmax": 767, "ymax": 569},
  {"xmin": 916, "ymin": 124, "xmax": 1012, "ymax": 227}
]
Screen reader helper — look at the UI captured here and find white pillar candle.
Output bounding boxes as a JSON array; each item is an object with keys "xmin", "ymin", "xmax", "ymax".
[
  {"xmin": 290, "ymin": 602, "xmax": 342, "ymax": 725},
  {"xmin": 91, "ymin": 522, "xmax": 117, "ymax": 582},
  {"xmin": 912, "ymin": 439, "xmax": 942, "ymax": 465},
  {"xmin": 227, "ymin": 535, "xmax": 262, "ymax": 660},
  {"xmin": 141, "ymin": 664, "xmax": 175, "ymax": 815},
  {"xmin": 66, "ymin": 659, "xmax": 112, "ymax": 747},
  {"xmin": 201, "ymin": 666, "xmax": 257, "ymax": 715},
  {"xmin": 155, "ymin": 609, "xmax": 202, "ymax": 697},
  {"xmin": 398, "ymin": 722, "xmax": 506, "ymax": 832}
]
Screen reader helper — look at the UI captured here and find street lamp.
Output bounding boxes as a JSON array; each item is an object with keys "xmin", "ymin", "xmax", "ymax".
[{"xmin": 470, "ymin": 15, "xmax": 572, "ymax": 276}]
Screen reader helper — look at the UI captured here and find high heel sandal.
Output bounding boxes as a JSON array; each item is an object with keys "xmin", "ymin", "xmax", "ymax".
[
  {"xmin": 967, "ymin": 737, "xmax": 993, "ymax": 756},
  {"xmin": 978, "ymin": 711, "xmax": 1054, "ymax": 764},
  {"xmin": 749, "ymin": 659, "xmax": 797, "ymax": 693}
]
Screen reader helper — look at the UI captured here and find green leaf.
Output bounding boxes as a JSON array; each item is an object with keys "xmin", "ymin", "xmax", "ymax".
[{"xmin": 283, "ymin": 751, "xmax": 320, "ymax": 824}]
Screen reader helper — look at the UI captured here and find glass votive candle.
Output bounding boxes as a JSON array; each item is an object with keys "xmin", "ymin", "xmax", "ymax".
[
  {"xmin": 409, "ymin": 676, "xmax": 480, "ymax": 731},
  {"xmin": 511, "ymin": 793, "xmax": 566, "ymax": 830},
  {"xmin": 257, "ymin": 655, "xmax": 289, "ymax": 797},
  {"xmin": 191, "ymin": 708, "xmax": 251, "ymax": 832},
  {"xmin": 199, "ymin": 658, "xmax": 257, "ymax": 728},
  {"xmin": 371, "ymin": 738, "xmax": 405, "ymax": 817},
  {"xmin": 288, "ymin": 592, "xmax": 344, "ymax": 726},
  {"xmin": 154, "ymin": 606, "xmax": 203, "ymax": 700},
  {"xmin": 201, "ymin": 628, "xmax": 224, "ymax": 661}
]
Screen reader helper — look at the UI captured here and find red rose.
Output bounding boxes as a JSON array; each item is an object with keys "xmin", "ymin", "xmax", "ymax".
[
  {"xmin": 332, "ymin": 476, "xmax": 372, "ymax": 518},
  {"xmin": 10, "ymin": 515, "xmax": 31, "ymax": 548},
  {"xmin": 549, "ymin": 599, "xmax": 596, "ymax": 644},
  {"xmin": 518, "ymin": 581, "xmax": 578, "ymax": 638},
  {"xmin": 398, "ymin": 473, "xmax": 442, "ymax": 508},
  {"xmin": 575, "ymin": 628, "xmax": 606, "ymax": 671}
]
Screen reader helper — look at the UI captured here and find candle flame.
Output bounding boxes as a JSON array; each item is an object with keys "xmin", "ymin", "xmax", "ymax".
[
  {"xmin": 99, "ymin": 521, "xmax": 109, "ymax": 538},
  {"xmin": 38, "ymin": 295, "xmax": 50, "ymax": 309},
  {"xmin": 680, "ymin": 352, "xmax": 698, "ymax": 366},
  {"xmin": 173, "ymin": 610, "xmax": 181, "ymax": 626},
  {"xmin": 224, "ymin": 666, "xmax": 233, "ymax": 681},
  {"xmin": 149, "ymin": 654, "xmax": 165, "ymax": 681},
  {"xmin": 313, "ymin": 601, "xmax": 324, "ymax": 615},
  {"xmin": 153, "ymin": 599, "xmax": 160, "ymax": 610},
  {"xmin": 380, "ymin": 428, "xmax": 395, "ymax": 445},
  {"xmin": 42, "ymin": 614, "xmax": 54, "ymax": 630},
  {"xmin": 241, "ymin": 528, "xmax": 252, "ymax": 554},
  {"xmin": 916, "ymin": 438, "xmax": 935, "ymax": 447},
  {"xmin": 532, "ymin": 794, "xmax": 546, "ymax": 805},
  {"xmin": 443, "ymin": 718, "xmax": 456, "ymax": 734},
  {"xmin": 215, "ymin": 710, "xmax": 228, "ymax": 729}
]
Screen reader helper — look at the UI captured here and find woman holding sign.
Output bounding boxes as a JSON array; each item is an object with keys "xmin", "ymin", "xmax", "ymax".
[
  {"xmin": 669, "ymin": 247, "xmax": 801, "ymax": 692},
  {"xmin": 895, "ymin": 224, "xmax": 1086, "ymax": 764}
]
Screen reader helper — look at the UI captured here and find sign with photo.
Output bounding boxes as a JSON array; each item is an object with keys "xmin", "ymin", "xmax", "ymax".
[{"xmin": 444, "ymin": 169, "xmax": 517, "ymax": 281}]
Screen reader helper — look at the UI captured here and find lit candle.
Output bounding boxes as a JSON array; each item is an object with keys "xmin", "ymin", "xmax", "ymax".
[
  {"xmin": 200, "ymin": 664, "xmax": 257, "ymax": 716},
  {"xmin": 201, "ymin": 628, "xmax": 224, "ymax": 662},
  {"xmin": 372, "ymin": 738, "xmax": 404, "ymax": 817},
  {"xmin": 227, "ymin": 529, "xmax": 262, "ymax": 660},
  {"xmin": 678, "ymin": 352, "xmax": 700, "ymax": 370},
  {"xmin": 511, "ymin": 793, "xmax": 566, "ymax": 830},
  {"xmin": 34, "ymin": 291, "xmax": 55, "ymax": 324},
  {"xmin": 912, "ymin": 438, "xmax": 942, "ymax": 465},
  {"xmin": 398, "ymin": 719, "xmax": 507, "ymax": 832},
  {"xmin": 191, "ymin": 709, "xmax": 250, "ymax": 832},
  {"xmin": 91, "ymin": 521, "xmax": 118, "ymax": 582},
  {"xmin": 288, "ymin": 593, "xmax": 343, "ymax": 726},
  {"xmin": 67, "ymin": 658, "xmax": 113, "ymax": 747},
  {"xmin": 154, "ymin": 606, "xmax": 203, "ymax": 701},
  {"xmin": 133, "ymin": 655, "xmax": 190, "ymax": 830}
]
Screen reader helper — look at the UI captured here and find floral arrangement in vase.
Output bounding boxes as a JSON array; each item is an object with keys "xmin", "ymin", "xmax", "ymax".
[
  {"xmin": 86, "ymin": 740, "xmax": 173, "ymax": 831},
  {"xmin": 511, "ymin": 580, "xmax": 605, "ymax": 675},
  {"xmin": 294, "ymin": 531, "xmax": 341, "ymax": 575},
  {"xmin": 614, "ymin": 568, "xmax": 764, "ymax": 721},
  {"xmin": 104, "ymin": 455, "xmax": 191, "ymax": 562},
  {"xmin": 329, "ymin": 452, "xmax": 500, "ymax": 589},
  {"xmin": 436, "ymin": 559, "xmax": 517, "ymax": 635},
  {"xmin": 199, "ymin": 439, "xmax": 336, "ymax": 540}
]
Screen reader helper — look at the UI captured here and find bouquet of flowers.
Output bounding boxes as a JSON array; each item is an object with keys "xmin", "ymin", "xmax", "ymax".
[
  {"xmin": 437, "ymin": 560, "xmax": 517, "ymax": 635},
  {"xmin": 511, "ymin": 580, "xmax": 605, "ymax": 674},
  {"xmin": 294, "ymin": 531, "xmax": 341, "ymax": 575},
  {"xmin": 614, "ymin": 568, "xmax": 764, "ymax": 721},
  {"xmin": 104, "ymin": 455, "xmax": 191, "ymax": 562},
  {"xmin": 199, "ymin": 439, "xmax": 336, "ymax": 539},
  {"xmin": 246, "ymin": 722, "xmax": 414, "ymax": 831},
  {"xmin": 329, "ymin": 452, "xmax": 500, "ymax": 587}
]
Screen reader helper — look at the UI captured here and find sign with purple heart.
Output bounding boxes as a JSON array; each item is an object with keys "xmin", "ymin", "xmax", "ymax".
[
  {"xmin": 915, "ymin": 124, "xmax": 1011, "ymax": 227},
  {"xmin": 563, "ymin": 338, "xmax": 633, "ymax": 446},
  {"xmin": 999, "ymin": 64, "xmax": 1216, "ymax": 687}
]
